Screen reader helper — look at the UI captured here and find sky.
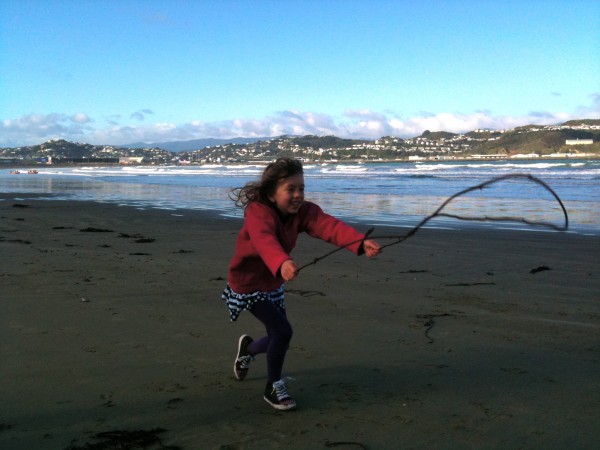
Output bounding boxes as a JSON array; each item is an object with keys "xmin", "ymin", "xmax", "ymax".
[{"xmin": 1, "ymin": 0, "xmax": 599, "ymax": 147}]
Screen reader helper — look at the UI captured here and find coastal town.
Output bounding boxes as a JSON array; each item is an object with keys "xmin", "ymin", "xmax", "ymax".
[{"xmin": 1, "ymin": 119, "xmax": 598, "ymax": 166}]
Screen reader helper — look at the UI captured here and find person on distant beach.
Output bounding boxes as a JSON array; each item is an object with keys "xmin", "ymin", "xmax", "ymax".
[{"xmin": 222, "ymin": 157, "xmax": 381, "ymax": 411}]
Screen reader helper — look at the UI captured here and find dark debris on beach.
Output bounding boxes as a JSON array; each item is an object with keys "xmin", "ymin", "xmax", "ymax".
[
  {"xmin": 63, "ymin": 428, "xmax": 181, "ymax": 450},
  {"xmin": 80, "ymin": 227, "xmax": 114, "ymax": 233}
]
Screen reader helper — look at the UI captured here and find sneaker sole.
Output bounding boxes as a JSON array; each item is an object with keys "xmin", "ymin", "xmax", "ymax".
[
  {"xmin": 263, "ymin": 395, "xmax": 297, "ymax": 411},
  {"xmin": 234, "ymin": 334, "xmax": 251, "ymax": 381}
]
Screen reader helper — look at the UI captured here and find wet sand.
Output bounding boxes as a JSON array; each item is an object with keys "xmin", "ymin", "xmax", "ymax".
[{"xmin": 1, "ymin": 196, "xmax": 599, "ymax": 449}]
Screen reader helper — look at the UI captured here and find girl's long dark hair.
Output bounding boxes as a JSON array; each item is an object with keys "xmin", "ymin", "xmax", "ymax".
[{"xmin": 230, "ymin": 157, "xmax": 304, "ymax": 209}]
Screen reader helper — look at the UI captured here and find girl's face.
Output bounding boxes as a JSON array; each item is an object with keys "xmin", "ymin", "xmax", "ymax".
[{"xmin": 269, "ymin": 173, "xmax": 305, "ymax": 216}]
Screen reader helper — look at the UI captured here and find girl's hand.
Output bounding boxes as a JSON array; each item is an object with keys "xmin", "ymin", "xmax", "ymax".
[
  {"xmin": 280, "ymin": 259, "xmax": 299, "ymax": 281},
  {"xmin": 363, "ymin": 239, "xmax": 381, "ymax": 258}
]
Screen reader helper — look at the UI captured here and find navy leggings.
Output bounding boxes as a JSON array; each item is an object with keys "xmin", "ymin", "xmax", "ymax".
[{"xmin": 247, "ymin": 300, "xmax": 293, "ymax": 384}]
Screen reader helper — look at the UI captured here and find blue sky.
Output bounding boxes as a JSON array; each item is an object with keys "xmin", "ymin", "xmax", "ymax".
[{"xmin": 1, "ymin": 0, "xmax": 599, "ymax": 147}]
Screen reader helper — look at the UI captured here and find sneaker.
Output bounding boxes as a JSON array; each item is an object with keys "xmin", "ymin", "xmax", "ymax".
[
  {"xmin": 234, "ymin": 335, "xmax": 254, "ymax": 381},
  {"xmin": 264, "ymin": 379, "xmax": 297, "ymax": 411}
]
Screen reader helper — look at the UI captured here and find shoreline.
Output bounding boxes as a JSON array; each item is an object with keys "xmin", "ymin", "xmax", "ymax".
[
  {"xmin": 2, "ymin": 153, "xmax": 600, "ymax": 170},
  {"xmin": 1, "ymin": 198, "xmax": 599, "ymax": 449},
  {"xmin": 1, "ymin": 192, "xmax": 597, "ymax": 237}
]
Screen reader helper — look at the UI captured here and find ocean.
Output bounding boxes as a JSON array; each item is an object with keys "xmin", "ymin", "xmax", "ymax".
[{"xmin": 2, "ymin": 159, "xmax": 599, "ymax": 235}]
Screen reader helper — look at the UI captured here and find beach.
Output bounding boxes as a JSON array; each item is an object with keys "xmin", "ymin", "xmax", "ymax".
[{"xmin": 1, "ymin": 196, "xmax": 599, "ymax": 450}]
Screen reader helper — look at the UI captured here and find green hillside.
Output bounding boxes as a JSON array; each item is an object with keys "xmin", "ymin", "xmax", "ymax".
[{"xmin": 477, "ymin": 128, "xmax": 600, "ymax": 155}]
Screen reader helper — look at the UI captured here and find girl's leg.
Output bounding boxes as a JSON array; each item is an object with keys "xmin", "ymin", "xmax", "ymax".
[{"xmin": 247, "ymin": 301, "xmax": 293, "ymax": 384}]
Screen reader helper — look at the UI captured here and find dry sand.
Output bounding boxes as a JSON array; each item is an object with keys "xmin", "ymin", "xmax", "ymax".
[{"xmin": 1, "ymin": 195, "xmax": 599, "ymax": 450}]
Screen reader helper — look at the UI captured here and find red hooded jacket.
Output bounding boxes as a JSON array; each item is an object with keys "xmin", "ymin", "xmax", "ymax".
[{"xmin": 228, "ymin": 200, "xmax": 366, "ymax": 293}]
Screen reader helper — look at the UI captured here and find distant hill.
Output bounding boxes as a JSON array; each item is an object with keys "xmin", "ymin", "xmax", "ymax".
[
  {"xmin": 562, "ymin": 119, "xmax": 600, "ymax": 127},
  {"xmin": 288, "ymin": 135, "xmax": 369, "ymax": 148},
  {"xmin": 476, "ymin": 126, "xmax": 600, "ymax": 155},
  {"xmin": 0, "ymin": 138, "xmax": 175, "ymax": 164},
  {"xmin": 123, "ymin": 137, "xmax": 269, "ymax": 152},
  {"xmin": 2, "ymin": 119, "xmax": 598, "ymax": 164},
  {"xmin": 419, "ymin": 130, "xmax": 458, "ymax": 140},
  {"xmin": 111, "ymin": 119, "xmax": 600, "ymax": 154}
]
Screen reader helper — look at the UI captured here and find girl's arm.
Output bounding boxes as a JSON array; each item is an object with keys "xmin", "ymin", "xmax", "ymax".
[{"xmin": 302, "ymin": 202, "xmax": 378, "ymax": 256}]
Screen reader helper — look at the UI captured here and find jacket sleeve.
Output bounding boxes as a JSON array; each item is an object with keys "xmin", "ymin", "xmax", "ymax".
[
  {"xmin": 245, "ymin": 202, "xmax": 292, "ymax": 277},
  {"xmin": 301, "ymin": 202, "xmax": 366, "ymax": 255}
]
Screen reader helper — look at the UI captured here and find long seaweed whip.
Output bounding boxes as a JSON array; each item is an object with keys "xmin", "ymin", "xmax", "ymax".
[{"xmin": 296, "ymin": 173, "xmax": 569, "ymax": 272}]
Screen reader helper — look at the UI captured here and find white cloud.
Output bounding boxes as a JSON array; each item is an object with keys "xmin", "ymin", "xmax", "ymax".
[
  {"xmin": 129, "ymin": 109, "xmax": 155, "ymax": 121},
  {"xmin": 575, "ymin": 92, "xmax": 600, "ymax": 118},
  {"xmin": 345, "ymin": 109, "xmax": 387, "ymax": 121},
  {"xmin": 71, "ymin": 113, "xmax": 91, "ymax": 123},
  {"xmin": 0, "ymin": 113, "xmax": 92, "ymax": 146},
  {"xmin": 1, "ymin": 95, "xmax": 598, "ymax": 147}
]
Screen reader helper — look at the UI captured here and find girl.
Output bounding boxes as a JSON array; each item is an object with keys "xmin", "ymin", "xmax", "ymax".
[{"xmin": 222, "ymin": 157, "xmax": 381, "ymax": 411}]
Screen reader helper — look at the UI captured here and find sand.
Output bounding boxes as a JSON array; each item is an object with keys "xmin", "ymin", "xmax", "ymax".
[{"xmin": 1, "ymin": 195, "xmax": 599, "ymax": 450}]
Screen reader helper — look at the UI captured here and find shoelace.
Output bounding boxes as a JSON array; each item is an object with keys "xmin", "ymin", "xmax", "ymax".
[
  {"xmin": 236, "ymin": 354, "xmax": 254, "ymax": 369},
  {"xmin": 272, "ymin": 381, "xmax": 288, "ymax": 400}
]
